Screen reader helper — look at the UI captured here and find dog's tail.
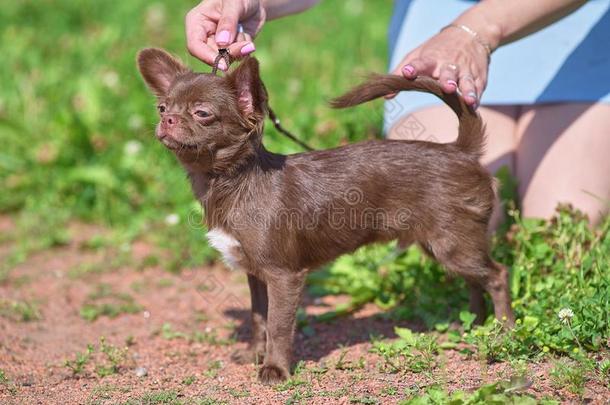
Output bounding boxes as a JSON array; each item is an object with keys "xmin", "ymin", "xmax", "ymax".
[{"xmin": 330, "ymin": 75, "xmax": 485, "ymax": 158}]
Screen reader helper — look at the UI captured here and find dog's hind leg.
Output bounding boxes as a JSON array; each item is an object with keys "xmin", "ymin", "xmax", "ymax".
[
  {"xmin": 425, "ymin": 234, "xmax": 515, "ymax": 326},
  {"xmin": 417, "ymin": 239, "xmax": 488, "ymax": 324},
  {"xmin": 482, "ymin": 261, "xmax": 515, "ymax": 326},
  {"xmin": 465, "ymin": 280, "xmax": 487, "ymax": 324}
]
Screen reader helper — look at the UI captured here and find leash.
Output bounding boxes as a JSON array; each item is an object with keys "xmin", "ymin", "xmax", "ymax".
[
  {"xmin": 211, "ymin": 48, "xmax": 232, "ymax": 75},
  {"xmin": 213, "ymin": 49, "xmax": 314, "ymax": 152},
  {"xmin": 266, "ymin": 105, "xmax": 314, "ymax": 152}
]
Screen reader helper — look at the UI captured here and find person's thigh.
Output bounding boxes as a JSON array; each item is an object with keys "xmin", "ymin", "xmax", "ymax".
[
  {"xmin": 515, "ymin": 102, "xmax": 610, "ymax": 226},
  {"xmin": 387, "ymin": 104, "xmax": 519, "ymax": 230},
  {"xmin": 387, "ymin": 105, "xmax": 519, "ymax": 173}
]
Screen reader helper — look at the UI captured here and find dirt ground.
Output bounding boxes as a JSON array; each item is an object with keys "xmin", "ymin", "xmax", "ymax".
[{"xmin": 1, "ymin": 217, "xmax": 608, "ymax": 404}]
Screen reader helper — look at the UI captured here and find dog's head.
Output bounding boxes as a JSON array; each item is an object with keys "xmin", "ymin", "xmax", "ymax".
[{"xmin": 137, "ymin": 48, "xmax": 267, "ymax": 171}]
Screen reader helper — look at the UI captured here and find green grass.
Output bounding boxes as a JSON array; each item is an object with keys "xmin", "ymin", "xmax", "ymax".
[
  {"xmin": 0, "ymin": 368, "xmax": 17, "ymax": 395},
  {"xmin": 0, "ymin": 369, "xmax": 8, "ymax": 384},
  {"xmin": 181, "ymin": 375, "xmax": 196, "ymax": 386},
  {"xmin": 87, "ymin": 384, "xmax": 131, "ymax": 404},
  {"xmin": 400, "ymin": 382, "xmax": 560, "ymax": 405},
  {"xmin": 64, "ymin": 336, "xmax": 129, "ymax": 377},
  {"xmin": 0, "ymin": 298, "xmax": 41, "ymax": 321},
  {"xmin": 371, "ymin": 327, "xmax": 438, "ymax": 374},
  {"xmin": 158, "ymin": 322, "xmax": 235, "ymax": 346},
  {"xmin": 121, "ymin": 391, "xmax": 227, "ymax": 405},
  {"xmin": 549, "ymin": 357, "xmax": 589, "ymax": 397},
  {"xmin": 80, "ymin": 283, "xmax": 143, "ymax": 321},
  {"xmin": 203, "ymin": 360, "xmax": 223, "ymax": 379},
  {"xmin": 227, "ymin": 387, "xmax": 250, "ymax": 399},
  {"xmin": 124, "ymin": 390, "xmax": 181, "ymax": 405},
  {"xmin": 64, "ymin": 343, "xmax": 94, "ymax": 376}
]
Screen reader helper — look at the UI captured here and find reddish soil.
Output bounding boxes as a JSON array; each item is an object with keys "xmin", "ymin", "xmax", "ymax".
[{"xmin": 0, "ymin": 217, "xmax": 608, "ymax": 404}]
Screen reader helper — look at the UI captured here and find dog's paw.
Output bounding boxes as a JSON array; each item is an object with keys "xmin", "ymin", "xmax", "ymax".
[
  {"xmin": 258, "ymin": 364, "xmax": 289, "ymax": 385},
  {"xmin": 230, "ymin": 348, "xmax": 265, "ymax": 365}
]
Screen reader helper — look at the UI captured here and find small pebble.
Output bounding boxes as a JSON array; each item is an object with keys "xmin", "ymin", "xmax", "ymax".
[{"xmin": 135, "ymin": 367, "xmax": 148, "ymax": 377}]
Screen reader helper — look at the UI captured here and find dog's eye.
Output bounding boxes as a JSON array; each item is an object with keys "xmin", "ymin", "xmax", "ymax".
[
  {"xmin": 195, "ymin": 110, "xmax": 210, "ymax": 118},
  {"xmin": 157, "ymin": 104, "xmax": 166, "ymax": 114}
]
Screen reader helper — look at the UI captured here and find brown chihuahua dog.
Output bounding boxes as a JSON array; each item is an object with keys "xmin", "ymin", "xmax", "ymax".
[{"xmin": 137, "ymin": 48, "xmax": 514, "ymax": 384}]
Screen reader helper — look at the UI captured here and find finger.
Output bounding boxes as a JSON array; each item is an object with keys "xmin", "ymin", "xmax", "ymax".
[
  {"xmin": 458, "ymin": 74, "xmax": 478, "ymax": 107},
  {"xmin": 186, "ymin": 16, "xmax": 217, "ymax": 65},
  {"xmin": 205, "ymin": 36, "xmax": 228, "ymax": 71},
  {"xmin": 187, "ymin": 34, "xmax": 219, "ymax": 66},
  {"xmin": 390, "ymin": 51, "xmax": 415, "ymax": 75},
  {"xmin": 216, "ymin": 1, "xmax": 241, "ymax": 46},
  {"xmin": 206, "ymin": 36, "xmax": 254, "ymax": 70},
  {"xmin": 438, "ymin": 63, "xmax": 459, "ymax": 94},
  {"xmin": 384, "ymin": 93, "xmax": 398, "ymax": 100},
  {"xmin": 227, "ymin": 40, "xmax": 256, "ymax": 60},
  {"xmin": 235, "ymin": 31, "xmax": 253, "ymax": 43},
  {"xmin": 240, "ymin": 9, "xmax": 265, "ymax": 38},
  {"xmin": 474, "ymin": 72, "xmax": 488, "ymax": 104},
  {"xmin": 473, "ymin": 82, "xmax": 484, "ymax": 109},
  {"xmin": 399, "ymin": 58, "xmax": 436, "ymax": 79},
  {"xmin": 206, "ymin": 35, "xmax": 219, "ymax": 52}
]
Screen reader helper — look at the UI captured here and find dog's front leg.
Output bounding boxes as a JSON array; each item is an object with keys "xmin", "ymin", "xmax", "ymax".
[
  {"xmin": 232, "ymin": 274, "xmax": 268, "ymax": 365},
  {"xmin": 248, "ymin": 274, "xmax": 268, "ymax": 363},
  {"xmin": 258, "ymin": 269, "xmax": 306, "ymax": 384}
]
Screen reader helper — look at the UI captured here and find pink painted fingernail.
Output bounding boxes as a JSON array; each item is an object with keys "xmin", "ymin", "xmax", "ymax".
[
  {"xmin": 447, "ymin": 80, "xmax": 457, "ymax": 88},
  {"xmin": 217, "ymin": 30, "xmax": 230, "ymax": 45},
  {"xmin": 240, "ymin": 42, "xmax": 256, "ymax": 55},
  {"xmin": 403, "ymin": 65, "xmax": 415, "ymax": 76}
]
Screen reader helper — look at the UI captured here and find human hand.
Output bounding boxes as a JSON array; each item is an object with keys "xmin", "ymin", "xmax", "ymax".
[
  {"xmin": 390, "ymin": 26, "xmax": 494, "ymax": 108},
  {"xmin": 185, "ymin": 0, "xmax": 265, "ymax": 70}
]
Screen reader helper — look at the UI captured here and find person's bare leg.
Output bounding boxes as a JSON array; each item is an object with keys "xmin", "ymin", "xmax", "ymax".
[
  {"xmin": 387, "ymin": 104, "xmax": 519, "ymax": 229},
  {"xmin": 515, "ymin": 103, "xmax": 610, "ymax": 226}
]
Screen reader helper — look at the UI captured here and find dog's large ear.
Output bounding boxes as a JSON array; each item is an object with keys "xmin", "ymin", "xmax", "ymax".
[
  {"xmin": 226, "ymin": 57, "xmax": 267, "ymax": 120},
  {"xmin": 137, "ymin": 48, "xmax": 189, "ymax": 97}
]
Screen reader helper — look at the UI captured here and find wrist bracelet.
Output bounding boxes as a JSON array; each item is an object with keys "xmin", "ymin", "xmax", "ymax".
[{"xmin": 442, "ymin": 24, "xmax": 493, "ymax": 58}]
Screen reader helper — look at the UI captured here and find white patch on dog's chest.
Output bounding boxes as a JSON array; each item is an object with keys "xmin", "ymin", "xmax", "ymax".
[{"xmin": 206, "ymin": 228, "xmax": 242, "ymax": 270}]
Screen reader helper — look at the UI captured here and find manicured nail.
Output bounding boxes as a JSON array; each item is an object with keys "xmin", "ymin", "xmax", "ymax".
[
  {"xmin": 447, "ymin": 80, "xmax": 457, "ymax": 88},
  {"xmin": 240, "ymin": 42, "xmax": 256, "ymax": 55},
  {"xmin": 216, "ymin": 30, "xmax": 230, "ymax": 45},
  {"xmin": 467, "ymin": 91, "xmax": 477, "ymax": 100},
  {"xmin": 218, "ymin": 59, "xmax": 228, "ymax": 71},
  {"xmin": 403, "ymin": 65, "xmax": 415, "ymax": 76}
]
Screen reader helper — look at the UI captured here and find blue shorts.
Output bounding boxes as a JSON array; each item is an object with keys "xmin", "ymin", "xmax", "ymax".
[{"xmin": 384, "ymin": 0, "xmax": 610, "ymax": 132}]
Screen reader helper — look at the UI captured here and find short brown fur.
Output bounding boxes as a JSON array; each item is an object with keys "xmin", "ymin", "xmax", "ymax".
[{"xmin": 137, "ymin": 48, "xmax": 515, "ymax": 384}]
